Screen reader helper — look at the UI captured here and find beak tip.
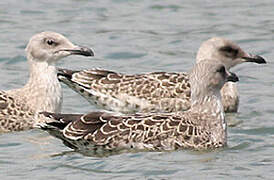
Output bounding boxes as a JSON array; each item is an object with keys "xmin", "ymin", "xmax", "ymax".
[
  {"xmin": 257, "ymin": 56, "xmax": 266, "ymax": 64},
  {"xmin": 227, "ymin": 72, "xmax": 239, "ymax": 82},
  {"xmin": 62, "ymin": 46, "xmax": 94, "ymax": 57},
  {"xmin": 243, "ymin": 54, "xmax": 267, "ymax": 64},
  {"xmin": 80, "ymin": 47, "xmax": 95, "ymax": 57}
]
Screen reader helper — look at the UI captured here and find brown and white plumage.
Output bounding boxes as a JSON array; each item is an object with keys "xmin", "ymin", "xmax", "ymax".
[
  {"xmin": 57, "ymin": 37, "xmax": 266, "ymax": 114},
  {"xmin": 58, "ymin": 69, "xmax": 191, "ymax": 113},
  {"xmin": 0, "ymin": 32, "xmax": 94, "ymax": 132},
  {"xmin": 38, "ymin": 59, "xmax": 239, "ymax": 151}
]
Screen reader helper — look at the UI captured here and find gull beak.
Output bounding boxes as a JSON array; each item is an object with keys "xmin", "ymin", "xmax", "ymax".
[
  {"xmin": 62, "ymin": 46, "xmax": 95, "ymax": 57},
  {"xmin": 242, "ymin": 54, "xmax": 266, "ymax": 64},
  {"xmin": 226, "ymin": 72, "xmax": 239, "ymax": 82}
]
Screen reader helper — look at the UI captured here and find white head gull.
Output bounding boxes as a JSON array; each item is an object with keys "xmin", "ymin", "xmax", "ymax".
[
  {"xmin": 196, "ymin": 37, "xmax": 266, "ymax": 112},
  {"xmin": 0, "ymin": 31, "xmax": 94, "ymax": 132},
  {"xmin": 55, "ymin": 37, "xmax": 265, "ymax": 114}
]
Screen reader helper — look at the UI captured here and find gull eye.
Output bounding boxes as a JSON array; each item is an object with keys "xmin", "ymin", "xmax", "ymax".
[
  {"xmin": 220, "ymin": 46, "xmax": 233, "ymax": 53},
  {"xmin": 217, "ymin": 66, "xmax": 226, "ymax": 74},
  {"xmin": 46, "ymin": 39, "xmax": 55, "ymax": 46},
  {"xmin": 219, "ymin": 46, "xmax": 238, "ymax": 56}
]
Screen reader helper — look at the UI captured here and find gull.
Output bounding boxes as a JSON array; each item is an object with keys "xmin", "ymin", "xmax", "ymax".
[
  {"xmin": 57, "ymin": 37, "xmax": 266, "ymax": 114},
  {"xmin": 0, "ymin": 31, "xmax": 94, "ymax": 132},
  {"xmin": 38, "ymin": 59, "xmax": 239, "ymax": 151}
]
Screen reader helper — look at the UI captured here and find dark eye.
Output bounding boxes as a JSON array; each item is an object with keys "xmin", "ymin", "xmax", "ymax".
[
  {"xmin": 220, "ymin": 46, "xmax": 233, "ymax": 52},
  {"xmin": 219, "ymin": 46, "xmax": 238, "ymax": 56},
  {"xmin": 47, "ymin": 39, "xmax": 55, "ymax": 46},
  {"xmin": 217, "ymin": 66, "xmax": 226, "ymax": 74}
]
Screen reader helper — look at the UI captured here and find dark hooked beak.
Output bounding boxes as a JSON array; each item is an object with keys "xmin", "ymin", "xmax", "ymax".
[
  {"xmin": 226, "ymin": 72, "xmax": 239, "ymax": 82},
  {"xmin": 242, "ymin": 54, "xmax": 266, "ymax": 64},
  {"xmin": 63, "ymin": 46, "xmax": 95, "ymax": 57}
]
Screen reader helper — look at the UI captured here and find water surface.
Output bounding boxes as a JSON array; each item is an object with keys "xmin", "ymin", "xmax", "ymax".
[{"xmin": 0, "ymin": 0, "xmax": 273, "ymax": 179}]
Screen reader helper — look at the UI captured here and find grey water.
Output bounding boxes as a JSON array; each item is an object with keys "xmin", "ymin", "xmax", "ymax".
[{"xmin": 0, "ymin": 0, "xmax": 273, "ymax": 179}]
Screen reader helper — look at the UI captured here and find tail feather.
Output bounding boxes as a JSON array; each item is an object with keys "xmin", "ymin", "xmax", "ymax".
[
  {"xmin": 38, "ymin": 112, "xmax": 87, "ymax": 150},
  {"xmin": 41, "ymin": 112, "xmax": 83, "ymax": 129}
]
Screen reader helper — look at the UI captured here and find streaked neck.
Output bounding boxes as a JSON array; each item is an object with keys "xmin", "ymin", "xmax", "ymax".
[
  {"xmin": 191, "ymin": 90, "xmax": 227, "ymax": 143},
  {"xmin": 22, "ymin": 57, "xmax": 62, "ymax": 113},
  {"xmin": 191, "ymin": 92, "xmax": 223, "ymax": 116}
]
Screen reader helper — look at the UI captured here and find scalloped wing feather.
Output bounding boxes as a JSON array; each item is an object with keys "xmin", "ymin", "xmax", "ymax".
[
  {"xmin": 47, "ymin": 111, "xmax": 222, "ymax": 151},
  {"xmin": 58, "ymin": 69, "xmax": 191, "ymax": 113}
]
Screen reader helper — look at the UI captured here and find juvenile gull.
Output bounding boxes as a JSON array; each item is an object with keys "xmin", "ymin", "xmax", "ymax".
[
  {"xmin": 0, "ymin": 31, "xmax": 94, "ymax": 132},
  {"xmin": 57, "ymin": 37, "xmax": 266, "ymax": 114},
  {"xmin": 38, "ymin": 59, "xmax": 239, "ymax": 151}
]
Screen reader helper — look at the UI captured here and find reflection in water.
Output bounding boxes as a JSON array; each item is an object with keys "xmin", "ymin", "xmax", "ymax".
[{"xmin": 226, "ymin": 113, "xmax": 243, "ymax": 127}]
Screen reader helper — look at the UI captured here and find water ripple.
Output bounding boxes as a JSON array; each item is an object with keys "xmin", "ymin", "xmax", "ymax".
[{"xmin": 0, "ymin": 0, "xmax": 274, "ymax": 179}]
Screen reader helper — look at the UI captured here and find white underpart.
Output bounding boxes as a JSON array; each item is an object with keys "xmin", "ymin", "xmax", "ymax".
[
  {"xmin": 116, "ymin": 93, "xmax": 152, "ymax": 111},
  {"xmin": 29, "ymin": 60, "xmax": 62, "ymax": 113},
  {"xmin": 84, "ymin": 87, "xmax": 151, "ymax": 113},
  {"xmin": 224, "ymin": 82, "xmax": 238, "ymax": 99},
  {"xmin": 69, "ymin": 74, "xmax": 153, "ymax": 113},
  {"xmin": 7, "ymin": 58, "xmax": 62, "ymax": 115},
  {"xmin": 217, "ymin": 96, "xmax": 226, "ymax": 130}
]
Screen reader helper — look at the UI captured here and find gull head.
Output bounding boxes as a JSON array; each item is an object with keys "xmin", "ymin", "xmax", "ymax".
[
  {"xmin": 190, "ymin": 59, "xmax": 239, "ymax": 100},
  {"xmin": 25, "ymin": 31, "xmax": 94, "ymax": 64},
  {"xmin": 196, "ymin": 37, "xmax": 266, "ymax": 69}
]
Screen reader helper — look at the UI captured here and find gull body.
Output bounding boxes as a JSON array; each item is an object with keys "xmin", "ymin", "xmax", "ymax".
[
  {"xmin": 57, "ymin": 37, "xmax": 266, "ymax": 114},
  {"xmin": 39, "ymin": 59, "xmax": 239, "ymax": 151}
]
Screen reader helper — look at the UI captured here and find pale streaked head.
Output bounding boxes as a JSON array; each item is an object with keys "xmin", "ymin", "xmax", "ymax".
[
  {"xmin": 190, "ymin": 59, "xmax": 239, "ymax": 100},
  {"xmin": 196, "ymin": 37, "xmax": 266, "ymax": 69},
  {"xmin": 25, "ymin": 31, "xmax": 94, "ymax": 64}
]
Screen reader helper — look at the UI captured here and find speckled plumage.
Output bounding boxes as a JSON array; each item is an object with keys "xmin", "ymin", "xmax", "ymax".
[
  {"xmin": 39, "ymin": 59, "xmax": 239, "ymax": 151},
  {"xmin": 0, "ymin": 91, "xmax": 35, "ymax": 132},
  {"xmin": 0, "ymin": 32, "xmax": 94, "ymax": 132},
  {"xmin": 58, "ymin": 37, "xmax": 266, "ymax": 114},
  {"xmin": 58, "ymin": 69, "xmax": 191, "ymax": 113}
]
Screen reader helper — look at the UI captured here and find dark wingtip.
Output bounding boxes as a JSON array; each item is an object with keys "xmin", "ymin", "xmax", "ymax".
[
  {"xmin": 40, "ymin": 111, "xmax": 54, "ymax": 118},
  {"xmin": 38, "ymin": 112, "xmax": 67, "ymax": 130},
  {"xmin": 40, "ymin": 112, "xmax": 77, "ymax": 130},
  {"xmin": 57, "ymin": 68, "xmax": 79, "ymax": 79},
  {"xmin": 40, "ymin": 111, "xmax": 83, "ymax": 124}
]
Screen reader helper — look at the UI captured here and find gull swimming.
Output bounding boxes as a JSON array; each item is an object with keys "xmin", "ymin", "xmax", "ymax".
[
  {"xmin": 38, "ymin": 59, "xmax": 239, "ymax": 151},
  {"xmin": 57, "ymin": 37, "xmax": 266, "ymax": 114},
  {"xmin": 0, "ymin": 31, "xmax": 94, "ymax": 132}
]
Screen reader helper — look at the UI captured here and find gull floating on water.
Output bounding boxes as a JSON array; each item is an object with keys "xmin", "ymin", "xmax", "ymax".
[
  {"xmin": 57, "ymin": 37, "xmax": 266, "ymax": 114},
  {"xmin": 38, "ymin": 59, "xmax": 239, "ymax": 151},
  {"xmin": 0, "ymin": 31, "xmax": 94, "ymax": 132}
]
